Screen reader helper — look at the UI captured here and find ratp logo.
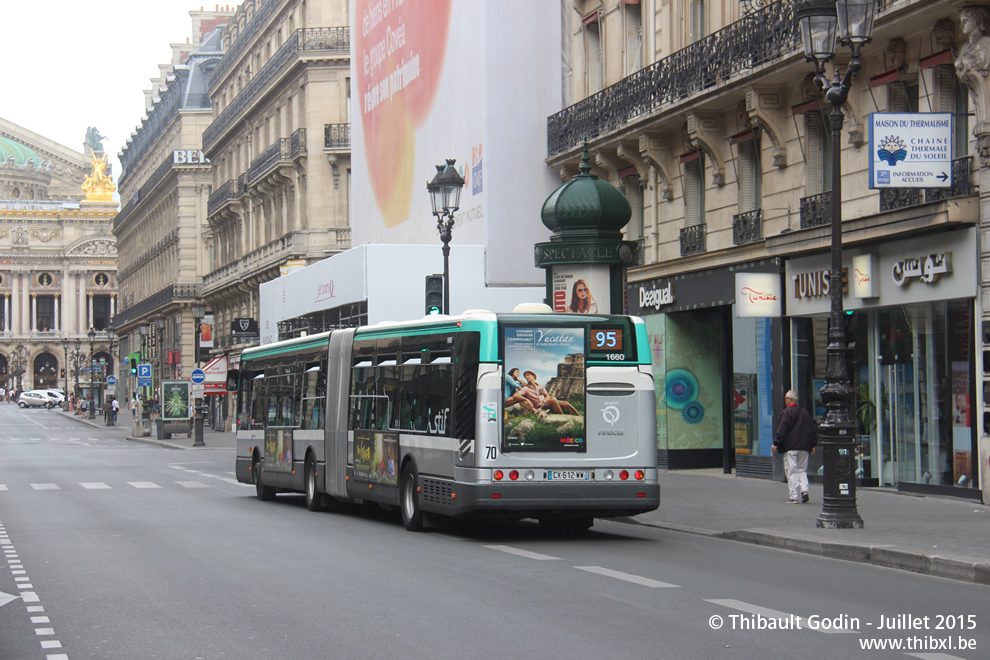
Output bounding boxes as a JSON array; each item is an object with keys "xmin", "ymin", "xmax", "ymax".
[{"xmin": 602, "ymin": 405, "xmax": 620, "ymax": 426}]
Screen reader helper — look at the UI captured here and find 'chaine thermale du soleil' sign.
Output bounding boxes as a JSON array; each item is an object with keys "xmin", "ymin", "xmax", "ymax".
[{"xmin": 868, "ymin": 113, "xmax": 952, "ymax": 189}]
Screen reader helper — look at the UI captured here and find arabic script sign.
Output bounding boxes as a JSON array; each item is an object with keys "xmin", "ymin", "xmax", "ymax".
[{"xmin": 891, "ymin": 252, "xmax": 951, "ymax": 287}]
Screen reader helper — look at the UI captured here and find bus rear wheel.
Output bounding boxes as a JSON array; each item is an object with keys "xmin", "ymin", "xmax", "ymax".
[
  {"xmin": 254, "ymin": 457, "xmax": 275, "ymax": 501},
  {"xmin": 401, "ymin": 464, "xmax": 424, "ymax": 532},
  {"xmin": 305, "ymin": 456, "xmax": 322, "ymax": 512}
]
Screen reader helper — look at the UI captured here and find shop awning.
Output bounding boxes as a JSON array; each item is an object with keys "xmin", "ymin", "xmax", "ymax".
[{"xmin": 201, "ymin": 355, "xmax": 229, "ymax": 395}]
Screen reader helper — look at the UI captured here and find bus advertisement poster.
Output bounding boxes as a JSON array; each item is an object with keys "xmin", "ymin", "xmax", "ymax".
[
  {"xmin": 160, "ymin": 380, "xmax": 191, "ymax": 421},
  {"xmin": 264, "ymin": 428, "xmax": 291, "ymax": 472},
  {"xmin": 503, "ymin": 325, "xmax": 586, "ymax": 452},
  {"xmin": 354, "ymin": 430, "xmax": 398, "ymax": 485}
]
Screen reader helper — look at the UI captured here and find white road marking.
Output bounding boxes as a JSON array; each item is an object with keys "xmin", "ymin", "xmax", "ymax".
[
  {"xmin": 905, "ymin": 654, "xmax": 969, "ymax": 660},
  {"xmin": 127, "ymin": 482, "xmax": 161, "ymax": 489},
  {"xmin": 40, "ymin": 641, "xmax": 62, "ymax": 649},
  {"xmin": 483, "ymin": 545, "xmax": 560, "ymax": 560},
  {"xmin": 574, "ymin": 565, "xmax": 679, "ymax": 588},
  {"xmin": 176, "ymin": 481, "xmax": 209, "ymax": 488},
  {"xmin": 0, "ymin": 485, "xmax": 7, "ymax": 491},
  {"xmin": 46, "ymin": 653, "xmax": 69, "ymax": 660},
  {"xmin": 26, "ymin": 606, "xmax": 44, "ymax": 613},
  {"xmin": 30, "ymin": 484, "xmax": 59, "ymax": 490},
  {"xmin": 705, "ymin": 599, "xmax": 857, "ymax": 634},
  {"xmin": 34, "ymin": 627, "xmax": 54, "ymax": 635},
  {"xmin": 80, "ymin": 483, "xmax": 111, "ymax": 489},
  {"xmin": 31, "ymin": 616, "xmax": 50, "ymax": 624}
]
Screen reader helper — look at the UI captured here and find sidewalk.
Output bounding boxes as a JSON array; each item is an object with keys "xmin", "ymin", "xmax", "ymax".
[
  {"xmin": 633, "ymin": 469, "xmax": 990, "ymax": 586},
  {"xmin": 60, "ymin": 409, "xmax": 236, "ymax": 451},
  {"xmin": 58, "ymin": 410, "xmax": 988, "ymax": 584}
]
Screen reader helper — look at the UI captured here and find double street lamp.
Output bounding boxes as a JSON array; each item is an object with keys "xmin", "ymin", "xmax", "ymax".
[
  {"xmin": 61, "ymin": 336, "xmax": 69, "ymax": 397},
  {"xmin": 105, "ymin": 325, "xmax": 117, "ymax": 427},
  {"xmin": 795, "ymin": 0, "xmax": 875, "ymax": 529},
  {"xmin": 87, "ymin": 327, "xmax": 97, "ymax": 419},
  {"xmin": 426, "ymin": 159, "xmax": 465, "ymax": 316},
  {"xmin": 192, "ymin": 300, "xmax": 206, "ymax": 447},
  {"xmin": 10, "ymin": 344, "xmax": 27, "ymax": 391}
]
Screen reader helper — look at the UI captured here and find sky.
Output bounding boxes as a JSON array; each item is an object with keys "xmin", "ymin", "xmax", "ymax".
[{"xmin": 2, "ymin": 1, "xmax": 232, "ymax": 185}]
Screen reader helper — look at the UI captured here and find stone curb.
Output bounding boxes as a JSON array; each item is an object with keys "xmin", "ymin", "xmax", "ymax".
[{"xmin": 624, "ymin": 520, "xmax": 990, "ymax": 586}]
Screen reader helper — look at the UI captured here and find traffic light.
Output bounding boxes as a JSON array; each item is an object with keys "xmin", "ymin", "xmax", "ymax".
[
  {"xmin": 60, "ymin": 368, "xmax": 65, "ymax": 378},
  {"xmin": 425, "ymin": 274, "xmax": 444, "ymax": 315},
  {"xmin": 128, "ymin": 352, "xmax": 141, "ymax": 375}
]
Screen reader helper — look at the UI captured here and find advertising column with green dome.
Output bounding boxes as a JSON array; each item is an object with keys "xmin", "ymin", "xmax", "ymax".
[{"xmin": 536, "ymin": 146, "xmax": 639, "ymax": 314}]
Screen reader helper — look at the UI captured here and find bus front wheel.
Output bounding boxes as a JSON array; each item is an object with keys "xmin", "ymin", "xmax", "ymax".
[
  {"xmin": 254, "ymin": 457, "xmax": 275, "ymax": 501},
  {"xmin": 401, "ymin": 464, "xmax": 424, "ymax": 532},
  {"xmin": 305, "ymin": 456, "xmax": 322, "ymax": 512}
]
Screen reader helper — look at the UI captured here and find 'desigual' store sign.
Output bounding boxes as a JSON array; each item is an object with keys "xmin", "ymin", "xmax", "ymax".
[{"xmin": 735, "ymin": 272, "xmax": 781, "ymax": 318}]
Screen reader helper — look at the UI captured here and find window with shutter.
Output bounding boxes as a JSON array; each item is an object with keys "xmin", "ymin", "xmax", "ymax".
[
  {"xmin": 586, "ymin": 21, "xmax": 603, "ymax": 94},
  {"xmin": 624, "ymin": 177, "xmax": 644, "ymax": 240},
  {"xmin": 737, "ymin": 137, "xmax": 762, "ymax": 213},
  {"xmin": 625, "ymin": 4, "xmax": 643, "ymax": 75},
  {"xmin": 690, "ymin": 0, "xmax": 705, "ymax": 43},
  {"xmin": 806, "ymin": 112, "xmax": 832, "ymax": 195},
  {"xmin": 684, "ymin": 156, "xmax": 705, "ymax": 226}
]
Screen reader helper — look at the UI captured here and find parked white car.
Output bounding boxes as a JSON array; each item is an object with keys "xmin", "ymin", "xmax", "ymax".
[{"xmin": 19, "ymin": 391, "xmax": 53, "ymax": 408}]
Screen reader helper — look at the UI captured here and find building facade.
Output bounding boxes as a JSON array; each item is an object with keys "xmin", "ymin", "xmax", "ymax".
[
  {"xmin": 202, "ymin": 0, "xmax": 352, "ymax": 364},
  {"xmin": 113, "ymin": 9, "xmax": 232, "ymax": 408},
  {"xmin": 0, "ymin": 118, "xmax": 118, "ymax": 396},
  {"xmin": 550, "ymin": 0, "xmax": 983, "ymax": 498}
]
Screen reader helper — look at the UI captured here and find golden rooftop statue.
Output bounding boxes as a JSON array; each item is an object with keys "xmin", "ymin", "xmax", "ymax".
[{"xmin": 81, "ymin": 147, "xmax": 116, "ymax": 201}]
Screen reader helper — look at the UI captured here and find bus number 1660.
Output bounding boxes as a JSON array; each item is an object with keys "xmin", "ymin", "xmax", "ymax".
[{"xmin": 606, "ymin": 353, "xmax": 626, "ymax": 361}]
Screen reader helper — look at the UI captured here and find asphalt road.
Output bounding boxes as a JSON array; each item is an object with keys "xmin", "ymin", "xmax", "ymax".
[{"xmin": 1, "ymin": 405, "xmax": 987, "ymax": 659}]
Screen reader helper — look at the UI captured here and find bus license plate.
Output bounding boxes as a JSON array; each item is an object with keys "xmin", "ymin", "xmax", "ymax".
[{"xmin": 547, "ymin": 470, "xmax": 592, "ymax": 481}]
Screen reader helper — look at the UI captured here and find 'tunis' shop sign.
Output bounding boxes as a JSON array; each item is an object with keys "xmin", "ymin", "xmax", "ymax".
[
  {"xmin": 868, "ymin": 113, "xmax": 952, "ymax": 188},
  {"xmin": 735, "ymin": 273, "xmax": 781, "ymax": 317}
]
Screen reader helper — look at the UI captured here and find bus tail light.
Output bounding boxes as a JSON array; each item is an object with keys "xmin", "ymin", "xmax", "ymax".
[
  {"xmin": 525, "ymin": 470, "xmax": 535, "ymax": 481},
  {"xmin": 635, "ymin": 470, "xmax": 645, "ymax": 480},
  {"xmin": 619, "ymin": 470, "xmax": 629, "ymax": 481},
  {"xmin": 493, "ymin": 470, "xmax": 504, "ymax": 481},
  {"xmin": 509, "ymin": 470, "xmax": 519, "ymax": 481},
  {"xmin": 603, "ymin": 470, "xmax": 614, "ymax": 481}
]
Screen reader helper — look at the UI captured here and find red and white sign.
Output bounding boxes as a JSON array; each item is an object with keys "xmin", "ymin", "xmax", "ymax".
[
  {"xmin": 201, "ymin": 355, "xmax": 229, "ymax": 395},
  {"xmin": 852, "ymin": 254, "xmax": 877, "ymax": 299},
  {"xmin": 735, "ymin": 273, "xmax": 782, "ymax": 318}
]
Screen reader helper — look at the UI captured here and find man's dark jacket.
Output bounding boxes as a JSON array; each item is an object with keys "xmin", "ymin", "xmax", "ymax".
[{"xmin": 774, "ymin": 403, "xmax": 817, "ymax": 453}]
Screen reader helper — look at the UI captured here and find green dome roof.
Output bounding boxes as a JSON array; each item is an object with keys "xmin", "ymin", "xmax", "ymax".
[
  {"xmin": 541, "ymin": 145, "xmax": 631, "ymax": 237},
  {"xmin": 0, "ymin": 137, "xmax": 41, "ymax": 167}
]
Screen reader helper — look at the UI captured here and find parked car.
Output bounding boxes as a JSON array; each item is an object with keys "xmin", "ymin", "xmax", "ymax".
[{"xmin": 19, "ymin": 391, "xmax": 53, "ymax": 408}]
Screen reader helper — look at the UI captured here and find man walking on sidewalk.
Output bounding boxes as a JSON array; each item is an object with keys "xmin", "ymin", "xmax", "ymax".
[{"xmin": 772, "ymin": 389, "xmax": 816, "ymax": 503}]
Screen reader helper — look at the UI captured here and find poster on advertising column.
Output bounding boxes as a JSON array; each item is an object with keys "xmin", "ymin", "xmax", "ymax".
[{"xmin": 551, "ymin": 265, "xmax": 610, "ymax": 314}]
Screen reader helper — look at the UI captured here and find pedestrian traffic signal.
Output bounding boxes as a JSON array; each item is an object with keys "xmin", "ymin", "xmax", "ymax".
[
  {"xmin": 128, "ymin": 352, "xmax": 141, "ymax": 375},
  {"xmin": 425, "ymin": 274, "xmax": 443, "ymax": 315}
]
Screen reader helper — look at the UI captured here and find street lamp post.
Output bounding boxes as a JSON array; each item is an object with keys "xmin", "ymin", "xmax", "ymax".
[
  {"xmin": 73, "ymin": 339, "xmax": 82, "ymax": 400},
  {"xmin": 61, "ymin": 336, "xmax": 69, "ymax": 399},
  {"xmin": 796, "ymin": 0, "xmax": 874, "ymax": 529},
  {"xmin": 11, "ymin": 344, "xmax": 27, "ymax": 392},
  {"xmin": 426, "ymin": 159, "xmax": 465, "ymax": 315},
  {"xmin": 192, "ymin": 300, "xmax": 206, "ymax": 447},
  {"xmin": 87, "ymin": 327, "xmax": 97, "ymax": 419},
  {"xmin": 105, "ymin": 325, "xmax": 117, "ymax": 427}
]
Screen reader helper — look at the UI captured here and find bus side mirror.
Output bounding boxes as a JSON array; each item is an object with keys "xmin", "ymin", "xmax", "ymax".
[{"xmin": 226, "ymin": 369, "xmax": 239, "ymax": 393}]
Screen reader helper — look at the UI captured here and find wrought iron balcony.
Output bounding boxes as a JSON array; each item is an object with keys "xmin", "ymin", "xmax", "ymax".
[
  {"xmin": 324, "ymin": 123, "xmax": 351, "ymax": 150},
  {"xmin": 680, "ymin": 224, "xmax": 707, "ymax": 257},
  {"xmin": 799, "ymin": 191, "xmax": 831, "ymax": 229},
  {"xmin": 247, "ymin": 138, "xmax": 292, "ymax": 184},
  {"xmin": 880, "ymin": 156, "xmax": 976, "ymax": 211},
  {"xmin": 289, "ymin": 128, "xmax": 307, "ymax": 159},
  {"xmin": 732, "ymin": 209, "xmax": 763, "ymax": 245},
  {"xmin": 203, "ymin": 27, "xmax": 350, "ymax": 151},
  {"xmin": 207, "ymin": 180, "xmax": 238, "ymax": 217},
  {"xmin": 547, "ymin": 1, "xmax": 799, "ymax": 157}
]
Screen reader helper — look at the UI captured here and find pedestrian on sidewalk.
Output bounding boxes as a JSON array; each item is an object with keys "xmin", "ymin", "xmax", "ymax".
[
  {"xmin": 111, "ymin": 397, "xmax": 119, "ymax": 423},
  {"xmin": 772, "ymin": 389, "xmax": 816, "ymax": 504}
]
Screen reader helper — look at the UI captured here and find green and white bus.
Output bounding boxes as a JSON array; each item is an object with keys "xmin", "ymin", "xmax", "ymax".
[{"xmin": 233, "ymin": 306, "xmax": 659, "ymax": 531}]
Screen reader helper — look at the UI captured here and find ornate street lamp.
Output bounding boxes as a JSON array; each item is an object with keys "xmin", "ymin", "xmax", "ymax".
[
  {"xmin": 426, "ymin": 159, "xmax": 465, "ymax": 315},
  {"xmin": 154, "ymin": 314, "xmax": 166, "ymax": 388},
  {"xmin": 61, "ymin": 336, "xmax": 69, "ymax": 397},
  {"xmin": 796, "ymin": 0, "xmax": 875, "ymax": 529},
  {"xmin": 105, "ymin": 324, "xmax": 117, "ymax": 426},
  {"xmin": 10, "ymin": 344, "xmax": 27, "ymax": 391},
  {"xmin": 73, "ymin": 339, "xmax": 82, "ymax": 396},
  {"xmin": 87, "ymin": 327, "xmax": 97, "ymax": 419},
  {"xmin": 191, "ymin": 300, "xmax": 207, "ymax": 447}
]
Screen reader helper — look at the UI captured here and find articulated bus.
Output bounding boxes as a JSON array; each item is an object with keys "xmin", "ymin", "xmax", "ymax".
[{"xmin": 232, "ymin": 306, "xmax": 659, "ymax": 531}]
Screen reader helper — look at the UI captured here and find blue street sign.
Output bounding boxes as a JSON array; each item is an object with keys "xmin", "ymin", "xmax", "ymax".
[
  {"xmin": 138, "ymin": 363, "xmax": 152, "ymax": 387},
  {"xmin": 106, "ymin": 375, "xmax": 117, "ymax": 386},
  {"xmin": 190, "ymin": 369, "xmax": 206, "ymax": 384}
]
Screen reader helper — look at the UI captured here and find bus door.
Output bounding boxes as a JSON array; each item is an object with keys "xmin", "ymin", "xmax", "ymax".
[{"xmin": 264, "ymin": 427, "xmax": 295, "ymax": 488}]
